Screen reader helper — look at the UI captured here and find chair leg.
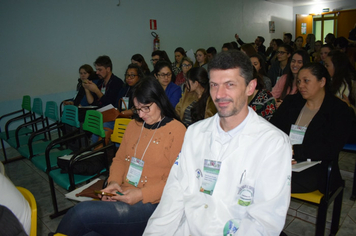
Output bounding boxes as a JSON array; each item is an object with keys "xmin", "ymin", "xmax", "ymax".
[
  {"xmin": 1, "ymin": 139, "xmax": 8, "ymax": 163},
  {"xmin": 330, "ymin": 188, "xmax": 344, "ymax": 235},
  {"xmin": 315, "ymin": 201, "xmax": 327, "ymax": 236},
  {"xmin": 351, "ymin": 162, "xmax": 356, "ymax": 201}
]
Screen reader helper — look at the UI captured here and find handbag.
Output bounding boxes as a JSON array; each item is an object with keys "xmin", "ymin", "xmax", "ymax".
[{"xmin": 100, "ymin": 98, "xmax": 128, "ymax": 123}]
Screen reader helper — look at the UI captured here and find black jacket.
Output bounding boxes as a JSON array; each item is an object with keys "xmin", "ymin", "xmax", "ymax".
[{"xmin": 270, "ymin": 92, "xmax": 352, "ymax": 192}]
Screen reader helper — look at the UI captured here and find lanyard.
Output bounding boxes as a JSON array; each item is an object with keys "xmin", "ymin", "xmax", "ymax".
[{"xmin": 134, "ymin": 117, "xmax": 165, "ymax": 161}]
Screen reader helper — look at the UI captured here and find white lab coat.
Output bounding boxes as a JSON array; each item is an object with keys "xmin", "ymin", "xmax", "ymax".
[{"xmin": 144, "ymin": 108, "xmax": 292, "ymax": 236}]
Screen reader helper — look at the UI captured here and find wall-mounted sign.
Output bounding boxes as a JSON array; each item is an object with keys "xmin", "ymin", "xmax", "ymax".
[
  {"xmin": 323, "ymin": 8, "xmax": 330, "ymax": 12},
  {"xmin": 150, "ymin": 19, "xmax": 157, "ymax": 30},
  {"xmin": 269, "ymin": 21, "xmax": 275, "ymax": 33},
  {"xmin": 301, "ymin": 23, "xmax": 307, "ymax": 35}
]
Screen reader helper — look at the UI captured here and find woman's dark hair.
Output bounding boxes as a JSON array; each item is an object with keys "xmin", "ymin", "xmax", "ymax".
[
  {"xmin": 79, "ymin": 64, "xmax": 96, "ymax": 81},
  {"xmin": 154, "ymin": 60, "xmax": 176, "ymax": 83},
  {"xmin": 281, "ymin": 50, "xmax": 310, "ymax": 99},
  {"xmin": 250, "ymin": 54, "xmax": 267, "ymax": 76},
  {"xmin": 131, "ymin": 54, "xmax": 150, "ymax": 75},
  {"xmin": 174, "ymin": 47, "xmax": 187, "ymax": 57},
  {"xmin": 125, "ymin": 63, "xmax": 144, "ymax": 84},
  {"xmin": 186, "ymin": 67, "xmax": 210, "ymax": 123},
  {"xmin": 327, "ymin": 50, "xmax": 356, "ymax": 104},
  {"xmin": 241, "ymin": 43, "xmax": 256, "ymax": 57},
  {"xmin": 132, "ymin": 76, "xmax": 180, "ymax": 122},
  {"xmin": 252, "ymin": 67, "xmax": 266, "ymax": 90},
  {"xmin": 279, "ymin": 44, "xmax": 294, "ymax": 57},
  {"xmin": 321, "ymin": 43, "xmax": 334, "ymax": 51},
  {"xmin": 298, "ymin": 63, "xmax": 330, "ymax": 93}
]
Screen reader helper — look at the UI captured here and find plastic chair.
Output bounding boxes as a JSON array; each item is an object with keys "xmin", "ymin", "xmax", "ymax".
[
  {"xmin": 290, "ymin": 162, "xmax": 344, "ymax": 236},
  {"xmin": 47, "ymin": 110, "xmax": 114, "ymax": 218},
  {"xmin": 16, "ymin": 186, "xmax": 37, "ymax": 236},
  {"xmin": 110, "ymin": 118, "xmax": 132, "ymax": 145},
  {"xmin": 341, "ymin": 143, "xmax": 356, "ymax": 200},
  {"xmin": 16, "ymin": 101, "xmax": 60, "ymax": 159},
  {"xmin": 31, "ymin": 105, "xmax": 81, "ymax": 172}
]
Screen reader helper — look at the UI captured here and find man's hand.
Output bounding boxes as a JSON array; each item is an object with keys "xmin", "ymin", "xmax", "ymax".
[{"xmin": 83, "ymin": 80, "xmax": 99, "ymax": 93}]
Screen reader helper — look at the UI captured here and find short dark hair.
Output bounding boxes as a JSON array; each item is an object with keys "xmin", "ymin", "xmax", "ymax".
[
  {"xmin": 132, "ymin": 76, "xmax": 180, "ymax": 122},
  {"xmin": 284, "ymin": 33, "xmax": 292, "ymax": 40},
  {"xmin": 154, "ymin": 60, "xmax": 176, "ymax": 83},
  {"xmin": 222, "ymin": 42, "xmax": 234, "ymax": 50},
  {"xmin": 257, "ymin": 36, "xmax": 265, "ymax": 44},
  {"xmin": 151, "ymin": 50, "xmax": 172, "ymax": 64},
  {"xmin": 333, "ymin": 37, "xmax": 349, "ymax": 49},
  {"xmin": 208, "ymin": 50, "xmax": 254, "ymax": 85},
  {"xmin": 94, "ymin": 55, "xmax": 113, "ymax": 71},
  {"xmin": 207, "ymin": 47, "xmax": 217, "ymax": 56}
]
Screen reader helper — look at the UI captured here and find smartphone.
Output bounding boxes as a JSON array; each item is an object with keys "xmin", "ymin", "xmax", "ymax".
[{"xmin": 94, "ymin": 190, "xmax": 124, "ymax": 196}]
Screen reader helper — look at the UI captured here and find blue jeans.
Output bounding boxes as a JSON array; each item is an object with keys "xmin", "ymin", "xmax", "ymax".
[{"xmin": 55, "ymin": 200, "xmax": 157, "ymax": 236}]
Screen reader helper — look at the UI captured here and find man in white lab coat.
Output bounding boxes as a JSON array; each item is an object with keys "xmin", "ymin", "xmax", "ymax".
[{"xmin": 144, "ymin": 50, "xmax": 292, "ymax": 236}]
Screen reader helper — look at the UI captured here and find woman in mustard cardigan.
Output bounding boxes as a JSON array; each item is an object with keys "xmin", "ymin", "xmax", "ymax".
[{"xmin": 175, "ymin": 67, "xmax": 217, "ymax": 126}]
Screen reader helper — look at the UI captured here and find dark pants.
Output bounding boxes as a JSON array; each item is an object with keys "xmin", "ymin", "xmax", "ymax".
[
  {"xmin": 0, "ymin": 205, "xmax": 27, "ymax": 236},
  {"xmin": 55, "ymin": 200, "xmax": 157, "ymax": 236}
]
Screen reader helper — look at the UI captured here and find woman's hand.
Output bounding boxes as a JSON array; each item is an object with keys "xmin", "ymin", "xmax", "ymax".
[
  {"xmin": 115, "ymin": 188, "xmax": 143, "ymax": 205},
  {"xmin": 83, "ymin": 80, "xmax": 99, "ymax": 93},
  {"xmin": 99, "ymin": 182, "xmax": 123, "ymax": 202}
]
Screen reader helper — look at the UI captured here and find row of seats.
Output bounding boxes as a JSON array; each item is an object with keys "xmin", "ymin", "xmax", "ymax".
[{"xmin": 0, "ymin": 95, "xmax": 131, "ymax": 218}]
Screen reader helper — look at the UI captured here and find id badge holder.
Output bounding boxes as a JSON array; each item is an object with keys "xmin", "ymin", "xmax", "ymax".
[
  {"xmin": 126, "ymin": 157, "xmax": 144, "ymax": 187},
  {"xmin": 289, "ymin": 124, "xmax": 307, "ymax": 145},
  {"xmin": 199, "ymin": 159, "xmax": 221, "ymax": 195},
  {"xmin": 121, "ymin": 97, "xmax": 129, "ymax": 110},
  {"xmin": 101, "ymin": 87, "xmax": 106, "ymax": 95}
]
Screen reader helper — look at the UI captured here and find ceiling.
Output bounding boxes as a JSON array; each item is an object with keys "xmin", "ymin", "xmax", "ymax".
[{"xmin": 265, "ymin": 0, "xmax": 344, "ymax": 7}]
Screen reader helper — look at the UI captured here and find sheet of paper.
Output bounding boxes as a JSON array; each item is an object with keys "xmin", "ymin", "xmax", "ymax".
[
  {"xmin": 96, "ymin": 104, "xmax": 115, "ymax": 112},
  {"xmin": 292, "ymin": 161, "xmax": 321, "ymax": 172}
]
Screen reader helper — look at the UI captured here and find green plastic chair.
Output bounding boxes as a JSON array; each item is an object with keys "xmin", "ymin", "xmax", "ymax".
[
  {"xmin": 0, "ymin": 95, "xmax": 33, "ymax": 162},
  {"xmin": 31, "ymin": 105, "xmax": 81, "ymax": 172},
  {"xmin": 17, "ymin": 101, "xmax": 59, "ymax": 159},
  {"xmin": 47, "ymin": 110, "xmax": 114, "ymax": 218}
]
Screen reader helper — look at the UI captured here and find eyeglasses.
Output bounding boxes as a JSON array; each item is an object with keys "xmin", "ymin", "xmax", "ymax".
[
  {"xmin": 157, "ymin": 72, "xmax": 172, "ymax": 78},
  {"xmin": 182, "ymin": 64, "xmax": 192, "ymax": 68},
  {"xmin": 277, "ymin": 51, "xmax": 287, "ymax": 55},
  {"xmin": 150, "ymin": 59, "xmax": 159, "ymax": 62},
  {"xmin": 132, "ymin": 103, "xmax": 153, "ymax": 114},
  {"xmin": 125, "ymin": 74, "xmax": 138, "ymax": 79}
]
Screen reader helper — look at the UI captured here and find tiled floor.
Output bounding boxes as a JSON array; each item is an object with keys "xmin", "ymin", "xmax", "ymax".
[{"xmin": 1, "ymin": 148, "xmax": 356, "ymax": 236}]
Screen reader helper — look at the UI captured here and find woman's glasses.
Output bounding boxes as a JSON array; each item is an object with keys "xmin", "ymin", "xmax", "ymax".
[
  {"xmin": 182, "ymin": 64, "xmax": 192, "ymax": 68},
  {"xmin": 277, "ymin": 51, "xmax": 287, "ymax": 55},
  {"xmin": 157, "ymin": 73, "xmax": 172, "ymax": 78},
  {"xmin": 132, "ymin": 103, "xmax": 153, "ymax": 114},
  {"xmin": 125, "ymin": 74, "xmax": 138, "ymax": 79}
]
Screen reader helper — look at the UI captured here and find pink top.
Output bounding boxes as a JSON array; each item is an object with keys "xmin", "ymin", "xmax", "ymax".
[{"xmin": 271, "ymin": 74, "xmax": 298, "ymax": 99}]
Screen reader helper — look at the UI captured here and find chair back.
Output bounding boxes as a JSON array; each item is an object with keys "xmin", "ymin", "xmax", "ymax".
[
  {"xmin": 16, "ymin": 187, "xmax": 37, "ymax": 236},
  {"xmin": 22, "ymin": 95, "xmax": 31, "ymax": 112},
  {"xmin": 82, "ymin": 110, "xmax": 105, "ymax": 138},
  {"xmin": 45, "ymin": 101, "xmax": 59, "ymax": 122},
  {"xmin": 111, "ymin": 118, "xmax": 131, "ymax": 144},
  {"xmin": 61, "ymin": 105, "xmax": 80, "ymax": 128},
  {"xmin": 32, "ymin": 98, "xmax": 43, "ymax": 116}
]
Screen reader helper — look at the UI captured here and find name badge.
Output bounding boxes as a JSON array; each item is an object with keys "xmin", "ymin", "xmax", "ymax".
[
  {"xmin": 121, "ymin": 97, "xmax": 129, "ymax": 110},
  {"xmin": 101, "ymin": 87, "xmax": 106, "ymax": 95},
  {"xmin": 200, "ymin": 159, "xmax": 221, "ymax": 195},
  {"xmin": 126, "ymin": 157, "xmax": 144, "ymax": 187},
  {"xmin": 289, "ymin": 124, "xmax": 307, "ymax": 145}
]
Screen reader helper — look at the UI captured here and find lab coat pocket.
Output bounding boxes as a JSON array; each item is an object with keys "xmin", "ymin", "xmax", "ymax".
[{"xmin": 232, "ymin": 178, "xmax": 255, "ymax": 219}]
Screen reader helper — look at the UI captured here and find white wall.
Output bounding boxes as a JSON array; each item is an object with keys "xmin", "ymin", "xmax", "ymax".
[{"xmin": 0, "ymin": 0, "xmax": 293, "ymax": 119}]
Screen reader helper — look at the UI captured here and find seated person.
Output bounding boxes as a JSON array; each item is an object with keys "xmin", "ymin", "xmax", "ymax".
[
  {"xmin": 270, "ymin": 63, "xmax": 352, "ymax": 194},
  {"xmin": 175, "ymin": 57, "xmax": 193, "ymax": 89},
  {"xmin": 175, "ymin": 67, "xmax": 217, "ymax": 126},
  {"xmin": 131, "ymin": 54, "xmax": 150, "ymax": 76},
  {"xmin": 83, "ymin": 55, "xmax": 124, "ymax": 108},
  {"xmin": 271, "ymin": 50, "xmax": 310, "ymax": 108},
  {"xmin": 144, "ymin": 50, "xmax": 291, "ymax": 235},
  {"xmin": 0, "ymin": 172, "xmax": 31, "ymax": 235},
  {"xmin": 193, "ymin": 48, "xmax": 208, "ymax": 70},
  {"xmin": 154, "ymin": 61, "xmax": 181, "ymax": 107},
  {"xmin": 268, "ymin": 44, "xmax": 293, "ymax": 86},
  {"xmin": 63, "ymin": 64, "xmax": 98, "ymax": 106},
  {"xmin": 250, "ymin": 54, "xmax": 272, "ymax": 91},
  {"xmin": 52, "ymin": 77, "xmax": 186, "ymax": 236},
  {"xmin": 248, "ymin": 68, "xmax": 276, "ymax": 121},
  {"xmin": 172, "ymin": 47, "xmax": 187, "ymax": 76},
  {"xmin": 91, "ymin": 64, "xmax": 144, "ymax": 145}
]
